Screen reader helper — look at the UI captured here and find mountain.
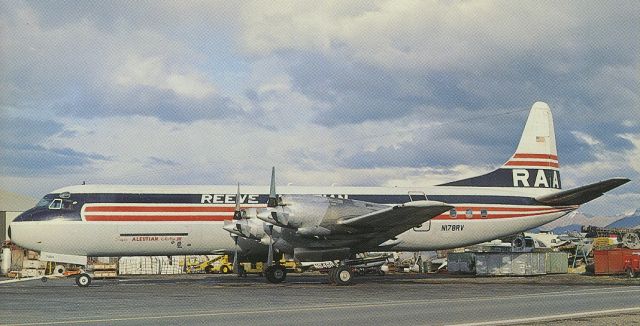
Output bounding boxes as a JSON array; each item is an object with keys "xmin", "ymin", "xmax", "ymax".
[
  {"xmin": 539, "ymin": 211, "xmax": 623, "ymax": 232},
  {"xmin": 606, "ymin": 209, "xmax": 640, "ymax": 229}
]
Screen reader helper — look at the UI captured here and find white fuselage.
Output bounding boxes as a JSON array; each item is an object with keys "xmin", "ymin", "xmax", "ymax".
[{"xmin": 9, "ymin": 184, "xmax": 575, "ymax": 258}]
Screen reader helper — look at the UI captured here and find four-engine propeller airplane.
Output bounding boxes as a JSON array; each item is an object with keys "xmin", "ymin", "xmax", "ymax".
[{"xmin": 9, "ymin": 102, "xmax": 630, "ymax": 286}]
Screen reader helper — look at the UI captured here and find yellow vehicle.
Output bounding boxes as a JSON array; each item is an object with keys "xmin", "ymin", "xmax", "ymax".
[
  {"xmin": 206, "ymin": 255, "xmax": 235, "ymax": 274},
  {"xmin": 189, "ymin": 255, "xmax": 234, "ymax": 274},
  {"xmin": 237, "ymin": 258, "xmax": 301, "ymax": 277},
  {"xmin": 188, "ymin": 255, "xmax": 300, "ymax": 275}
]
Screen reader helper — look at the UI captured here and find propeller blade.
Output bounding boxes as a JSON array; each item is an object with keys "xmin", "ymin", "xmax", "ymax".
[
  {"xmin": 267, "ymin": 235, "xmax": 274, "ymax": 267},
  {"xmin": 233, "ymin": 182, "xmax": 242, "ymax": 220},
  {"xmin": 265, "ymin": 223, "xmax": 274, "ymax": 267},
  {"xmin": 267, "ymin": 167, "xmax": 278, "ymax": 207},
  {"xmin": 232, "ymin": 235, "xmax": 239, "ymax": 273}
]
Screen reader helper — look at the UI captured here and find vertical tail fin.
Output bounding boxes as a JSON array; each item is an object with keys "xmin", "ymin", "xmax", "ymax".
[{"xmin": 441, "ymin": 102, "xmax": 561, "ymax": 189}]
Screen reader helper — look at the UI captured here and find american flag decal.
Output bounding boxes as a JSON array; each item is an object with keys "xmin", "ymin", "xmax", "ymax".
[{"xmin": 536, "ymin": 136, "xmax": 545, "ymax": 143}]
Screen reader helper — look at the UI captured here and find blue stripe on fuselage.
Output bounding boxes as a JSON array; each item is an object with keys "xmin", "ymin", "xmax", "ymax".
[{"xmin": 54, "ymin": 193, "xmax": 539, "ymax": 205}]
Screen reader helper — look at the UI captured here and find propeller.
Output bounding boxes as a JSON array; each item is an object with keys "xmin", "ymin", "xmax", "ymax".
[
  {"xmin": 232, "ymin": 235, "xmax": 239, "ymax": 273},
  {"xmin": 233, "ymin": 182, "xmax": 243, "ymax": 220},
  {"xmin": 267, "ymin": 167, "xmax": 278, "ymax": 207},
  {"xmin": 264, "ymin": 223, "xmax": 274, "ymax": 267}
]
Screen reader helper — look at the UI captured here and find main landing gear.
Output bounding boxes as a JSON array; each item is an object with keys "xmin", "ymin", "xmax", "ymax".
[
  {"xmin": 328, "ymin": 265, "xmax": 354, "ymax": 286},
  {"xmin": 265, "ymin": 265, "xmax": 287, "ymax": 283}
]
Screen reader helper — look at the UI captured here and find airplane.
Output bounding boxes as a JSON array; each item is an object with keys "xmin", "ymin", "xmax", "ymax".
[{"xmin": 8, "ymin": 102, "xmax": 629, "ymax": 286}]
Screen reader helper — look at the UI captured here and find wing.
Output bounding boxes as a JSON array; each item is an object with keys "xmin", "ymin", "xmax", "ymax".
[
  {"xmin": 337, "ymin": 200, "xmax": 453, "ymax": 230},
  {"xmin": 535, "ymin": 178, "xmax": 630, "ymax": 206}
]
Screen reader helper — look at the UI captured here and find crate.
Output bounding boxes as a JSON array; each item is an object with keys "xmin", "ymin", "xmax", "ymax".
[
  {"xmin": 22, "ymin": 260, "xmax": 45, "ymax": 269},
  {"xmin": 92, "ymin": 263, "xmax": 117, "ymax": 271},
  {"xmin": 475, "ymin": 252, "xmax": 546, "ymax": 276},
  {"xmin": 21, "ymin": 269, "xmax": 44, "ymax": 277},
  {"xmin": 545, "ymin": 252, "xmax": 569, "ymax": 274},
  {"xmin": 93, "ymin": 270, "xmax": 117, "ymax": 278},
  {"xmin": 447, "ymin": 252, "xmax": 476, "ymax": 274}
]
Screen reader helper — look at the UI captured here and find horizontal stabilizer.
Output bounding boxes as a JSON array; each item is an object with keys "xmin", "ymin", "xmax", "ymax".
[{"xmin": 535, "ymin": 178, "xmax": 630, "ymax": 206}]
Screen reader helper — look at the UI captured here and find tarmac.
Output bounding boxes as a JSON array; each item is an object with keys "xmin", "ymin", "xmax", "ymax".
[{"xmin": 1, "ymin": 273, "xmax": 640, "ymax": 325}]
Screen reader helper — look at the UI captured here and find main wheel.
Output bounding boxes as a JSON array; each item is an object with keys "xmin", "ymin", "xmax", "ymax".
[
  {"xmin": 265, "ymin": 266, "xmax": 286, "ymax": 284},
  {"xmin": 327, "ymin": 268, "xmax": 337, "ymax": 285},
  {"xmin": 237, "ymin": 265, "xmax": 246, "ymax": 278},
  {"xmin": 334, "ymin": 266, "xmax": 353, "ymax": 286},
  {"xmin": 204, "ymin": 265, "xmax": 213, "ymax": 274},
  {"xmin": 221, "ymin": 266, "xmax": 231, "ymax": 274},
  {"xmin": 75, "ymin": 273, "xmax": 92, "ymax": 287}
]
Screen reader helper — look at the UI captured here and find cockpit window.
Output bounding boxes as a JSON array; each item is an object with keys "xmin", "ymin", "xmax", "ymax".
[
  {"xmin": 36, "ymin": 197, "xmax": 52, "ymax": 207},
  {"xmin": 49, "ymin": 199, "xmax": 63, "ymax": 210}
]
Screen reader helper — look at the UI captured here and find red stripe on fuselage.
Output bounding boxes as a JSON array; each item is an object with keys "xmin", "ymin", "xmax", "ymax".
[
  {"xmin": 433, "ymin": 207, "xmax": 573, "ymax": 220},
  {"xmin": 84, "ymin": 215, "xmax": 229, "ymax": 221},
  {"xmin": 453, "ymin": 206, "xmax": 564, "ymax": 212},
  {"xmin": 84, "ymin": 206, "xmax": 263, "ymax": 212}
]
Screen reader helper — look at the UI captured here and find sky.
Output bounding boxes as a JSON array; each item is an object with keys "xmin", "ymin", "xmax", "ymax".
[{"xmin": 0, "ymin": 1, "xmax": 638, "ymax": 216}]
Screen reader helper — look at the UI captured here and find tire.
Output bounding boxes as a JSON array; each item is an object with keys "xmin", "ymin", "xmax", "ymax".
[
  {"xmin": 377, "ymin": 269, "xmax": 386, "ymax": 276},
  {"xmin": 41, "ymin": 277, "xmax": 48, "ymax": 283},
  {"xmin": 221, "ymin": 266, "xmax": 230, "ymax": 274},
  {"xmin": 237, "ymin": 265, "xmax": 246, "ymax": 277},
  {"xmin": 327, "ymin": 268, "xmax": 337, "ymax": 285},
  {"xmin": 334, "ymin": 266, "xmax": 353, "ymax": 286},
  {"xmin": 204, "ymin": 265, "xmax": 213, "ymax": 274},
  {"xmin": 75, "ymin": 273, "xmax": 91, "ymax": 287},
  {"xmin": 54, "ymin": 265, "xmax": 66, "ymax": 275},
  {"xmin": 265, "ymin": 266, "xmax": 286, "ymax": 284}
]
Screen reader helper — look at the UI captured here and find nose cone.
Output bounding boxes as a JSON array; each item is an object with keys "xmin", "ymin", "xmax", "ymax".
[{"xmin": 8, "ymin": 218, "xmax": 42, "ymax": 252}]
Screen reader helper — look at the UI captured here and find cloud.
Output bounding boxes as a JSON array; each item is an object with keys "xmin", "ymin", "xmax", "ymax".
[
  {"xmin": 1, "ymin": 2, "xmax": 243, "ymax": 122},
  {"xmin": 114, "ymin": 55, "xmax": 217, "ymax": 100},
  {"xmin": 0, "ymin": 117, "xmax": 109, "ymax": 176}
]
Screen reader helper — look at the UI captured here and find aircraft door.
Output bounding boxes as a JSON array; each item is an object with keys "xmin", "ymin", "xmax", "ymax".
[
  {"xmin": 409, "ymin": 191, "xmax": 431, "ymax": 232},
  {"xmin": 413, "ymin": 221, "xmax": 431, "ymax": 232},
  {"xmin": 408, "ymin": 191, "xmax": 428, "ymax": 202}
]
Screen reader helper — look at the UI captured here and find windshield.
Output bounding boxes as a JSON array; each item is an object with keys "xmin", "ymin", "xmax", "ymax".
[{"xmin": 36, "ymin": 196, "xmax": 54, "ymax": 207}]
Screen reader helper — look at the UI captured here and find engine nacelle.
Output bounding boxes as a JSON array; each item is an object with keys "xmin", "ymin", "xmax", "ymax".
[
  {"xmin": 223, "ymin": 218, "xmax": 267, "ymax": 240},
  {"xmin": 256, "ymin": 195, "xmax": 329, "ymax": 230}
]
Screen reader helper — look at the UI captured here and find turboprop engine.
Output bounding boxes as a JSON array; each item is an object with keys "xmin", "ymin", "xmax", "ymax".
[{"xmin": 256, "ymin": 195, "xmax": 330, "ymax": 234}]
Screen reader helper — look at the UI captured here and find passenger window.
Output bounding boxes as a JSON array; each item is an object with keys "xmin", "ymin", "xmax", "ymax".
[
  {"xmin": 481, "ymin": 209, "xmax": 488, "ymax": 219},
  {"xmin": 49, "ymin": 199, "xmax": 63, "ymax": 210},
  {"xmin": 449, "ymin": 208, "xmax": 457, "ymax": 218},
  {"xmin": 465, "ymin": 209, "xmax": 473, "ymax": 218}
]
